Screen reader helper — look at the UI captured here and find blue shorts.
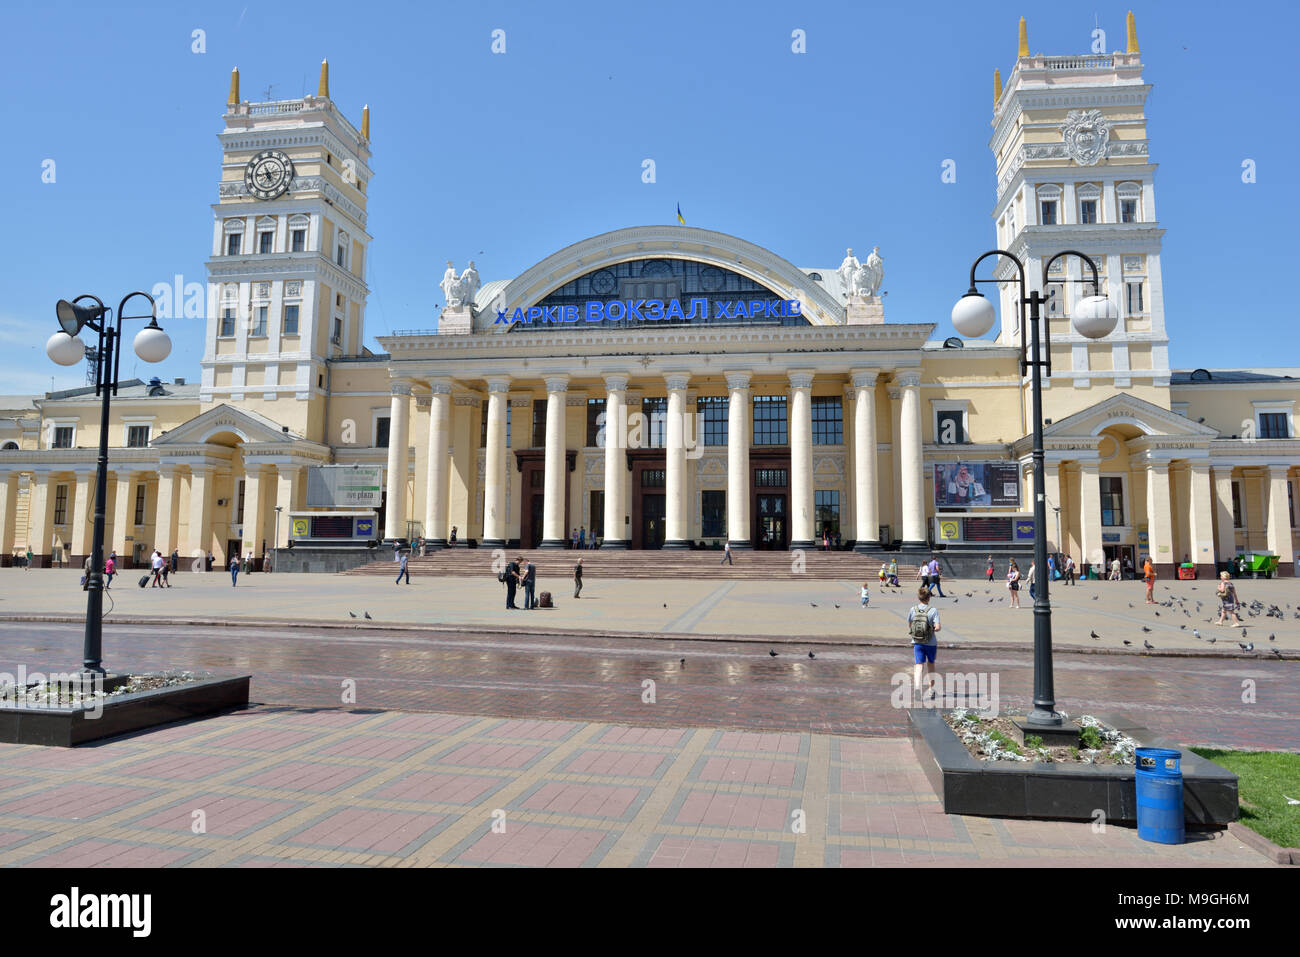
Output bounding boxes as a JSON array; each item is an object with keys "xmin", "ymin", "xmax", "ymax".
[{"xmin": 912, "ymin": 643, "xmax": 937, "ymax": 664}]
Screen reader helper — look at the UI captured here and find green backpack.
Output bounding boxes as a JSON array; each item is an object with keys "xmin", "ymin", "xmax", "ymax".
[{"xmin": 909, "ymin": 605, "xmax": 934, "ymax": 643}]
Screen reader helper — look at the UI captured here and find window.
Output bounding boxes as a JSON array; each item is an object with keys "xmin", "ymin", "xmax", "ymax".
[
  {"xmin": 755, "ymin": 469, "xmax": 788, "ymax": 487},
  {"xmin": 935, "ymin": 409, "xmax": 967, "ymax": 445},
  {"xmin": 375, "ymin": 416, "xmax": 390, "ymax": 448},
  {"xmin": 134, "ymin": 484, "xmax": 146, "ymax": 525},
  {"xmin": 252, "ymin": 305, "xmax": 268, "ymax": 337},
  {"xmin": 587, "ymin": 398, "xmax": 603, "ymax": 447},
  {"xmin": 126, "ymin": 425, "xmax": 150, "ymax": 448},
  {"xmin": 282, "ymin": 303, "xmax": 299, "ymax": 335},
  {"xmin": 336, "ymin": 243, "xmax": 346, "ymax": 266},
  {"xmin": 532, "ymin": 401, "xmax": 547, "ymax": 448},
  {"xmin": 332, "ymin": 317, "xmax": 342, "ymax": 344},
  {"xmin": 641, "ymin": 469, "xmax": 665, "ymax": 487},
  {"xmin": 1100, "ymin": 477, "xmax": 1125, "ymax": 527},
  {"xmin": 1040, "ymin": 200, "xmax": 1057, "ymax": 225},
  {"xmin": 1080, "ymin": 200, "xmax": 1098, "ymax": 224},
  {"xmin": 697, "ymin": 396, "xmax": 728, "ymax": 446},
  {"xmin": 291, "ymin": 229, "xmax": 306, "ymax": 252},
  {"xmin": 815, "ymin": 490, "xmax": 840, "ymax": 540},
  {"xmin": 51, "ymin": 426, "xmax": 73, "ymax": 449},
  {"xmin": 1044, "ymin": 282, "xmax": 1064, "ymax": 317},
  {"xmin": 258, "ymin": 231, "xmax": 274, "ymax": 254},
  {"xmin": 54, "ymin": 484, "xmax": 68, "ymax": 525},
  {"xmin": 811, "ymin": 397, "xmax": 843, "ymax": 445},
  {"xmin": 220, "ymin": 308, "xmax": 236, "ymax": 337},
  {"xmin": 226, "ymin": 233, "xmax": 241, "ymax": 256},
  {"xmin": 236, "ymin": 479, "xmax": 245, "ymax": 523},
  {"xmin": 701, "ymin": 490, "xmax": 726, "ymax": 538},
  {"xmin": 1126, "ymin": 282, "xmax": 1144, "ymax": 314},
  {"xmin": 480, "ymin": 400, "xmax": 489, "ymax": 447},
  {"xmin": 1231, "ymin": 480, "xmax": 1243, "ymax": 528},
  {"xmin": 1121, "ymin": 199, "xmax": 1138, "ymax": 223},
  {"xmin": 641, "ymin": 397, "xmax": 667, "ymax": 448},
  {"xmin": 1259, "ymin": 412, "xmax": 1290, "ymax": 439},
  {"xmin": 753, "ymin": 395, "xmax": 788, "ymax": 446}
]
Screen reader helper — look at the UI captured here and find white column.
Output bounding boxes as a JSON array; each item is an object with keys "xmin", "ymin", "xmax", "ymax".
[
  {"xmin": 154, "ymin": 468, "xmax": 178, "ymax": 558},
  {"xmin": 1187, "ymin": 462, "xmax": 1217, "ymax": 573},
  {"xmin": 184, "ymin": 465, "xmax": 214, "ymax": 562},
  {"xmin": 664, "ymin": 372, "xmax": 691, "ymax": 548},
  {"xmin": 241, "ymin": 465, "xmax": 266, "ymax": 557},
  {"xmin": 383, "ymin": 379, "xmax": 413, "ymax": 540},
  {"xmin": 112, "ymin": 471, "xmax": 134, "ymax": 561},
  {"xmin": 1211, "ymin": 467, "xmax": 1237, "ymax": 564},
  {"xmin": 482, "ymin": 377, "xmax": 510, "ymax": 546},
  {"xmin": 1265, "ymin": 465, "xmax": 1295, "ymax": 571},
  {"xmin": 274, "ymin": 466, "xmax": 299, "ymax": 548},
  {"xmin": 602, "ymin": 374, "xmax": 629, "ymax": 547},
  {"xmin": 896, "ymin": 370, "xmax": 926, "ymax": 548},
  {"xmin": 1145, "ymin": 458, "xmax": 1173, "ymax": 573},
  {"xmin": 0, "ymin": 472, "xmax": 18, "ymax": 559},
  {"xmin": 1077, "ymin": 459, "xmax": 1104, "ymax": 575},
  {"xmin": 424, "ymin": 377, "xmax": 452, "ymax": 545},
  {"xmin": 27, "ymin": 472, "xmax": 54, "ymax": 565},
  {"xmin": 788, "ymin": 370, "xmax": 815, "ymax": 548},
  {"xmin": 851, "ymin": 371, "xmax": 879, "ymax": 549},
  {"xmin": 541, "ymin": 374, "xmax": 569, "ymax": 546},
  {"xmin": 725, "ymin": 372, "xmax": 751, "ymax": 547}
]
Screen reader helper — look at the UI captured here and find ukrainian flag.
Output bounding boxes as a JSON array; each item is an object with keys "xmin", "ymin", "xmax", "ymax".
[{"xmin": 676, "ymin": 203, "xmax": 685, "ymax": 225}]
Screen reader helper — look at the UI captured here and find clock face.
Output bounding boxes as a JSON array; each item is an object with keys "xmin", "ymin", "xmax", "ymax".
[{"xmin": 244, "ymin": 149, "xmax": 294, "ymax": 200}]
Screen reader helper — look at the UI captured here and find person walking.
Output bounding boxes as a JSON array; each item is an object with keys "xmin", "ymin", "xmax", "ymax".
[
  {"xmin": 449, "ymin": 526, "xmax": 458, "ymax": 545},
  {"xmin": 504, "ymin": 556, "xmax": 521, "ymax": 609},
  {"xmin": 1123, "ymin": 555, "xmax": 1135, "ymax": 581},
  {"xmin": 916, "ymin": 562, "xmax": 930, "ymax": 590},
  {"xmin": 822, "ymin": 528, "xmax": 830, "ymax": 551},
  {"xmin": 1007, "ymin": 559, "xmax": 1021, "ymax": 608},
  {"xmin": 578, "ymin": 526, "xmax": 586, "ymax": 550},
  {"xmin": 1064, "ymin": 554, "xmax": 1076, "ymax": 585},
  {"xmin": 1109, "ymin": 556, "xmax": 1121, "ymax": 582},
  {"xmin": 160, "ymin": 553, "xmax": 171, "ymax": 587},
  {"xmin": 887, "ymin": 558, "xmax": 899, "ymax": 588},
  {"xmin": 150, "ymin": 550, "xmax": 165, "ymax": 587},
  {"xmin": 170, "ymin": 549, "xmax": 179, "ymax": 574},
  {"xmin": 522, "ymin": 557, "xmax": 537, "ymax": 610},
  {"xmin": 907, "ymin": 587, "xmax": 941, "ymax": 699},
  {"xmin": 860, "ymin": 581, "xmax": 871, "ymax": 608},
  {"xmin": 1025, "ymin": 561, "xmax": 1037, "ymax": 601},
  {"xmin": 928, "ymin": 556, "xmax": 945, "ymax": 598},
  {"xmin": 24, "ymin": 546, "xmax": 33, "ymax": 570},
  {"xmin": 986, "ymin": 555, "xmax": 995, "ymax": 582},
  {"xmin": 570, "ymin": 528, "xmax": 578, "ymax": 550},
  {"xmin": 1143, "ymin": 556, "xmax": 1156, "ymax": 604},
  {"xmin": 396, "ymin": 548, "xmax": 410, "ymax": 585},
  {"xmin": 878, "ymin": 563, "xmax": 888, "ymax": 585},
  {"xmin": 721, "ymin": 541, "xmax": 733, "ymax": 565},
  {"xmin": 573, "ymin": 558, "xmax": 583, "ymax": 598},
  {"xmin": 1215, "ymin": 570, "xmax": 1243, "ymax": 626},
  {"xmin": 229, "ymin": 554, "xmax": 239, "ymax": 586},
  {"xmin": 105, "ymin": 553, "xmax": 116, "ymax": 589}
]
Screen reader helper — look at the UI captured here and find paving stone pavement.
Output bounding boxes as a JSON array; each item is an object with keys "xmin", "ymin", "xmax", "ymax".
[{"xmin": 0, "ymin": 707, "xmax": 1276, "ymax": 868}]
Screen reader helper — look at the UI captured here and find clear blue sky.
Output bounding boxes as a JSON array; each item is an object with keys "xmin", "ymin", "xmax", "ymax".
[{"xmin": 2, "ymin": 0, "xmax": 1296, "ymax": 393}]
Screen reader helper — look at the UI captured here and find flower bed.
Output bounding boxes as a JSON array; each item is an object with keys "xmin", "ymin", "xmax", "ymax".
[
  {"xmin": 0, "ymin": 671, "xmax": 209, "ymax": 710},
  {"xmin": 946, "ymin": 709, "xmax": 1137, "ymax": 765}
]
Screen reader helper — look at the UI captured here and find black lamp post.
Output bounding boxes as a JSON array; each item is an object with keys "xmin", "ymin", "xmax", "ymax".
[
  {"xmin": 47, "ymin": 293, "xmax": 171, "ymax": 676},
  {"xmin": 951, "ymin": 250, "xmax": 1117, "ymax": 726}
]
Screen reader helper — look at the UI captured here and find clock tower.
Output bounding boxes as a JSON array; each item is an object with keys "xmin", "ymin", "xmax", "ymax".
[{"xmin": 203, "ymin": 60, "xmax": 373, "ymax": 440}]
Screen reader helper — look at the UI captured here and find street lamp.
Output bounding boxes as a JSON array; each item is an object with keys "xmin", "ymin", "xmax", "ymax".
[
  {"xmin": 47, "ymin": 293, "xmax": 171, "ymax": 676},
  {"xmin": 951, "ymin": 250, "xmax": 1117, "ymax": 727}
]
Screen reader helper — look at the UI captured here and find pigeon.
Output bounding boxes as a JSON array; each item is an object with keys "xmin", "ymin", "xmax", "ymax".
[
  {"xmin": 1091, "ymin": 595, "xmax": 1098, "ymax": 600},
  {"xmin": 1239, "ymin": 642, "xmax": 1253, "ymax": 651},
  {"xmin": 988, "ymin": 598, "xmax": 994, "ymax": 603},
  {"xmin": 953, "ymin": 599, "xmax": 959, "ymax": 604},
  {"xmin": 1128, "ymin": 603, "xmax": 1134, "ymax": 609},
  {"xmin": 663, "ymin": 603, "xmax": 667, "ymax": 608},
  {"xmin": 1141, "ymin": 626, "xmax": 1152, "ymax": 633},
  {"xmin": 1193, "ymin": 629, "xmax": 1200, "ymax": 639},
  {"xmin": 833, "ymin": 603, "xmax": 840, "ymax": 609},
  {"xmin": 349, "ymin": 611, "xmax": 357, "ymax": 618},
  {"xmin": 1144, "ymin": 640, "xmax": 1154, "ymax": 650},
  {"xmin": 1207, "ymin": 636, "xmax": 1216, "ymax": 644},
  {"xmin": 1090, "ymin": 630, "xmax": 1100, "ymax": 639},
  {"xmin": 1242, "ymin": 628, "xmax": 1248, "ymax": 638},
  {"xmin": 1272, "ymin": 648, "xmax": 1282, "ymax": 658},
  {"xmin": 769, "ymin": 650, "xmax": 778, "ymax": 657},
  {"xmin": 808, "ymin": 652, "xmax": 816, "ymax": 659},
  {"xmin": 1269, "ymin": 634, "xmax": 1276, "ymax": 641},
  {"xmin": 1123, "ymin": 640, "xmax": 1132, "ymax": 646},
  {"xmin": 363, "ymin": 611, "xmax": 372, "ymax": 620},
  {"xmin": 810, "ymin": 602, "xmax": 817, "ymax": 608},
  {"xmin": 1154, "ymin": 611, "xmax": 1160, "ymax": 617},
  {"xmin": 679, "ymin": 658, "xmax": 685, "ymax": 666},
  {"xmin": 1180, "ymin": 624, "xmax": 1186, "ymax": 630},
  {"xmin": 965, "ymin": 592, "xmax": 973, "ymax": 598}
]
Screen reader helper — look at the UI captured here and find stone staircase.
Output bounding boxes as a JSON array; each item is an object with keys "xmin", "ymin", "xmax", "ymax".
[{"xmin": 341, "ymin": 547, "xmax": 923, "ymax": 582}]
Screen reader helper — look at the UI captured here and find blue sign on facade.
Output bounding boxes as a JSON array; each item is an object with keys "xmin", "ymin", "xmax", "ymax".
[
  {"xmin": 495, "ymin": 297, "xmax": 802, "ymax": 326},
  {"xmin": 1014, "ymin": 519, "xmax": 1036, "ymax": 541}
]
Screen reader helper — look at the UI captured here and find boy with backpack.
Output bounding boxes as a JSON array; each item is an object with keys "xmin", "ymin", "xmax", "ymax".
[{"xmin": 908, "ymin": 587, "xmax": 941, "ymax": 699}]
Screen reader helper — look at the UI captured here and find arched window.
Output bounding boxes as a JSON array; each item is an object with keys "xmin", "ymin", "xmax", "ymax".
[{"xmin": 1, "ymin": 441, "xmax": 17, "ymax": 450}]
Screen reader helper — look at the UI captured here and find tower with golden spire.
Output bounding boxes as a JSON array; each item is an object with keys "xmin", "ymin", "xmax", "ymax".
[
  {"xmin": 205, "ymin": 61, "xmax": 374, "ymax": 440},
  {"xmin": 986, "ymin": 15, "xmax": 1167, "ymax": 404}
]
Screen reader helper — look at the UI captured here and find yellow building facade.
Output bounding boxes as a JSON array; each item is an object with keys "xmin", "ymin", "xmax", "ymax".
[{"xmin": 1, "ymin": 27, "xmax": 1297, "ymax": 576}]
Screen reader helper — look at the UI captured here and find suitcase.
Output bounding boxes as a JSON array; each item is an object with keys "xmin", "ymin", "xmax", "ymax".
[
  {"xmin": 539, "ymin": 591, "xmax": 553, "ymax": 608},
  {"xmin": 138, "ymin": 575, "xmax": 150, "ymax": 588}
]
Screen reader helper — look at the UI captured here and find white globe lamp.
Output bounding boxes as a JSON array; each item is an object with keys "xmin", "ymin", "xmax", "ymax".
[
  {"xmin": 46, "ymin": 331, "xmax": 85, "ymax": 366},
  {"xmin": 133, "ymin": 323, "xmax": 172, "ymax": 363},
  {"xmin": 951, "ymin": 291, "xmax": 996, "ymax": 338},
  {"xmin": 1071, "ymin": 295, "xmax": 1119, "ymax": 339}
]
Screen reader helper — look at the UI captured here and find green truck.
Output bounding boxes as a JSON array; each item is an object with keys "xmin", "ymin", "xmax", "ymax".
[{"xmin": 1233, "ymin": 552, "xmax": 1280, "ymax": 578}]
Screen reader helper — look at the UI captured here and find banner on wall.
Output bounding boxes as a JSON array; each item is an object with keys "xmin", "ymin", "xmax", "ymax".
[
  {"xmin": 932, "ymin": 462, "xmax": 1021, "ymax": 509},
  {"xmin": 306, "ymin": 465, "xmax": 384, "ymax": 508}
]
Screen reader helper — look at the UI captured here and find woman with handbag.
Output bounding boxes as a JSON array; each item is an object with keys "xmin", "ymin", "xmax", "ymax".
[{"xmin": 1007, "ymin": 559, "xmax": 1021, "ymax": 609}]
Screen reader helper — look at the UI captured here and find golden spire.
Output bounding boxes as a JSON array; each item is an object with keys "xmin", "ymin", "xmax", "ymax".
[
  {"xmin": 317, "ymin": 58, "xmax": 329, "ymax": 98},
  {"xmin": 227, "ymin": 67, "xmax": 239, "ymax": 107},
  {"xmin": 993, "ymin": 68, "xmax": 1003, "ymax": 104},
  {"xmin": 361, "ymin": 104, "xmax": 370, "ymax": 140},
  {"xmin": 1126, "ymin": 11, "xmax": 1139, "ymax": 54},
  {"xmin": 1018, "ymin": 17, "xmax": 1029, "ymax": 57}
]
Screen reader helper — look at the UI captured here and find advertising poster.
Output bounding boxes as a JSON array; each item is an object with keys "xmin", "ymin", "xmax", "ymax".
[{"xmin": 933, "ymin": 462, "xmax": 1021, "ymax": 508}]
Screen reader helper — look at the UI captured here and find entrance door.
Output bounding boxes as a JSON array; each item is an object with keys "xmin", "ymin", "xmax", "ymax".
[
  {"xmin": 529, "ymin": 495, "xmax": 544, "ymax": 551},
  {"xmin": 756, "ymin": 494, "xmax": 787, "ymax": 550},
  {"xmin": 641, "ymin": 494, "xmax": 665, "ymax": 549},
  {"xmin": 226, "ymin": 539, "xmax": 242, "ymax": 567},
  {"xmin": 1102, "ymin": 544, "xmax": 1137, "ymax": 578}
]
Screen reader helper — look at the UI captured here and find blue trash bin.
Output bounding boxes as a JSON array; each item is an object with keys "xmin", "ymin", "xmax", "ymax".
[{"xmin": 1135, "ymin": 747, "xmax": 1184, "ymax": 844}]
